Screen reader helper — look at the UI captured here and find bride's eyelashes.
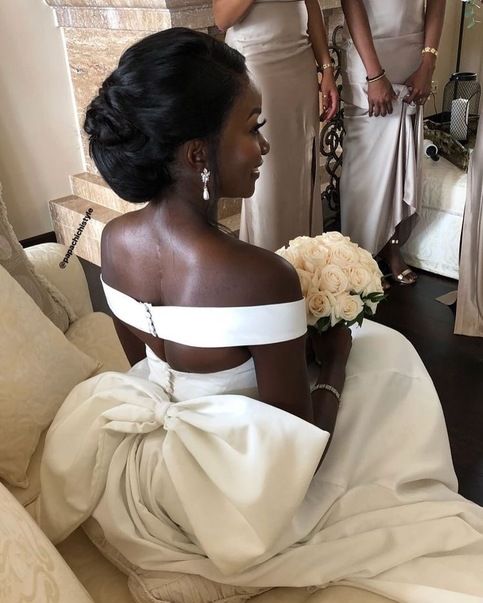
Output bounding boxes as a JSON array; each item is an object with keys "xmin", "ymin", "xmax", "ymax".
[{"xmin": 251, "ymin": 118, "xmax": 267, "ymax": 134}]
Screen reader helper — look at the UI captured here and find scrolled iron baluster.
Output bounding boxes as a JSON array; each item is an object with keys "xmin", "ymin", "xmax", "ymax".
[{"xmin": 320, "ymin": 26, "xmax": 345, "ymax": 232}]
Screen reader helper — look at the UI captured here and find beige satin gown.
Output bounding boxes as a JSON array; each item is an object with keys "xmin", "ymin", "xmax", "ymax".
[
  {"xmin": 455, "ymin": 100, "xmax": 483, "ymax": 337},
  {"xmin": 225, "ymin": 0, "xmax": 322, "ymax": 252},
  {"xmin": 340, "ymin": 0, "xmax": 424, "ymax": 256}
]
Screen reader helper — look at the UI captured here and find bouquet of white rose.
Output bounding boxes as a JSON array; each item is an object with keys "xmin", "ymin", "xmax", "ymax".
[{"xmin": 276, "ymin": 232, "xmax": 385, "ymax": 333}]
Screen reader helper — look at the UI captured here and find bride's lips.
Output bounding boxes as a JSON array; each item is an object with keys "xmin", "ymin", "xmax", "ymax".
[{"xmin": 251, "ymin": 163, "xmax": 263, "ymax": 179}]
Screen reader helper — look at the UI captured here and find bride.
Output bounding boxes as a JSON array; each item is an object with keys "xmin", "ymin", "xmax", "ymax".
[{"xmin": 38, "ymin": 28, "xmax": 483, "ymax": 602}]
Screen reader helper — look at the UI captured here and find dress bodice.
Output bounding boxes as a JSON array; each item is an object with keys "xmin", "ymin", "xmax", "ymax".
[
  {"xmin": 355, "ymin": 0, "xmax": 425, "ymax": 39},
  {"xmin": 101, "ymin": 277, "xmax": 307, "ymax": 400}
]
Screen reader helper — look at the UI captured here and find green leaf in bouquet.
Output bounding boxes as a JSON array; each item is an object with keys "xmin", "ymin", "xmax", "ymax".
[
  {"xmin": 344, "ymin": 310, "xmax": 365, "ymax": 329},
  {"xmin": 314, "ymin": 316, "xmax": 332, "ymax": 333},
  {"xmin": 364, "ymin": 305, "xmax": 375, "ymax": 317},
  {"xmin": 363, "ymin": 292, "xmax": 386, "ymax": 302}
]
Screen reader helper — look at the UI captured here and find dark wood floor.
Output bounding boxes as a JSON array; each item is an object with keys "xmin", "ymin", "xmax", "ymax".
[{"xmin": 81, "ymin": 259, "xmax": 483, "ymax": 506}]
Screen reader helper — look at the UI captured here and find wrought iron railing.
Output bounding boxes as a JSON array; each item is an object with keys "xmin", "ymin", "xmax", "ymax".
[{"xmin": 320, "ymin": 26, "xmax": 345, "ymax": 232}]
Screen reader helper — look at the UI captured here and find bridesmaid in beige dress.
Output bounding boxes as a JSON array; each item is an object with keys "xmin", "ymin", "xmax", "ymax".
[
  {"xmin": 455, "ymin": 100, "xmax": 483, "ymax": 337},
  {"xmin": 340, "ymin": 0, "xmax": 446, "ymax": 285},
  {"xmin": 213, "ymin": 0, "xmax": 338, "ymax": 251}
]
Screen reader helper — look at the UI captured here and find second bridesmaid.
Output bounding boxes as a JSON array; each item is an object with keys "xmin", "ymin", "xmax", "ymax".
[{"xmin": 213, "ymin": 0, "xmax": 338, "ymax": 251}]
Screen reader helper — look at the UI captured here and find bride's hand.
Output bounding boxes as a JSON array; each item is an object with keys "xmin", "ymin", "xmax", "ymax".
[{"xmin": 310, "ymin": 324, "xmax": 352, "ymax": 369}]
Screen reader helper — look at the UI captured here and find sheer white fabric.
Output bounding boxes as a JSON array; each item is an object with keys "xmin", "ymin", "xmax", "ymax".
[{"xmin": 37, "ymin": 289, "xmax": 483, "ymax": 602}]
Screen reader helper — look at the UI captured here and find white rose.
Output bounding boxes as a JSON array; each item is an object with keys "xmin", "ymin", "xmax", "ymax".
[
  {"xmin": 289, "ymin": 236, "xmax": 313, "ymax": 248},
  {"xmin": 328, "ymin": 241, "xmax": 360, "ymax": 268},
  {"xmin": 335, "ymin": 293, "xmax": 364, "ymax": 322},
  {"xmin": 301, "ymin": 244, "xmax": 330, "ymax": 272},
  {"xmin": 296, "ymin": 269, "xmax": 313, "ymax": 297},
  {"xmin": 316, "ymin": 231, "xmax": 345, "ymax": 244},
  {"xmin": 363, "ymin": 273, "xmax": 384, "ymax": 296},
  {"xmin": 306, "ymin": 290, "xmax": 336, "ymax": 325},
  {"xmin": 358, "ymin": 248, "xmax": 374, "ymax": 264},
  {"xmin": 317, "ymin": 265, "xmax": 349, "ymax": 295},
  {"xmin": 346, "ymin": 265, "xmax": 372, "ymax": 293},
  {"xmin": 277, "ymin": 246, "xmax": 304, "ymax": 270}
]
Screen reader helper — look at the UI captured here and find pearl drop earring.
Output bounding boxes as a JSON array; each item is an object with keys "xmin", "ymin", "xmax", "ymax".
[{"xmin": 201, "ymin": 168, "xmax": 211, "ymax": 201}]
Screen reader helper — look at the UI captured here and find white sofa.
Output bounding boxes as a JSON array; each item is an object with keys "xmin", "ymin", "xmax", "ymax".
[{"xmin": 1, "ymin": 242, "xmax": 394, "ymax": 603}]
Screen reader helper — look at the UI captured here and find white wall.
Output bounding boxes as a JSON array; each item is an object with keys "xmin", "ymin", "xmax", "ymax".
[{"xmin": 0, "ymin": 0, "xmax": 84, "ymax": 241}]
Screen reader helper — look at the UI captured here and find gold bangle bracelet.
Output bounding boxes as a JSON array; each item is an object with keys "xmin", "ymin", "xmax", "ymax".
[
  {"xmin": 321, "ymin": 63, "xmax": 333, "ymax": 71},
  {"xmin": 366, "ymin": 72, "xmax": 386, "ymax": 84},
  {"xmin": 422, "ymin": 47, "xmax": 438, "ymax": 57}
]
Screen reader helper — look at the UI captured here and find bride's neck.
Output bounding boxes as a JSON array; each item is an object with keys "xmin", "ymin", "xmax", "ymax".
[{"xmin": 146, "ymin": 187, "xmax": 218, "ymax": 231}]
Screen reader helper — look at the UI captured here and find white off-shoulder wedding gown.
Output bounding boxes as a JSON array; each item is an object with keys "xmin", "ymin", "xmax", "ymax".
[{"xmin": 38, "ymin": 278, "xmax": 483, "ymax": 602}]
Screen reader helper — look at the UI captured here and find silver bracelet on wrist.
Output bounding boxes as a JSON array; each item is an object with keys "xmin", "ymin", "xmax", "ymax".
[{"xmin": 311, "ymin": 383, "xmax": 342, "ymax": 405}]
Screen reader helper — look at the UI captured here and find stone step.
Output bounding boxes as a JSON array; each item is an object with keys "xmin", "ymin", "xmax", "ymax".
[
  {"xmin": 71, "ymin": 172, "xmax": 242, "ymax": 219},
  {"xmin": 71, "ymin": 172, "xmax": 141, "ymax": 214},
  {"xmin": 50, "ymin": 195, "xmax": 121, "ymax": 266},
  {"xmin": 219, "ymin": 212, "xmax": 241, "ymax": 234}
]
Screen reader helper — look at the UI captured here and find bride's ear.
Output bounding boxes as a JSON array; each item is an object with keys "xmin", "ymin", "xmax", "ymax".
[{"xmin": 184, "ymin": 139, "xmax": 208, "ymax": 171}]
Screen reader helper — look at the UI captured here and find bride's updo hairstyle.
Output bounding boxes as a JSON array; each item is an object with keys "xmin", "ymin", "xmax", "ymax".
[{"xmin": 84, "ymin": 28, "xmax": 247, "ymax": 203}]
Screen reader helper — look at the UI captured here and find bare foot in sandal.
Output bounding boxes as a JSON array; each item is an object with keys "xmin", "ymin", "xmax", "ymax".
[{"xmin": 379, "ymin": 238, "xmax": 418, "ymax": 286}]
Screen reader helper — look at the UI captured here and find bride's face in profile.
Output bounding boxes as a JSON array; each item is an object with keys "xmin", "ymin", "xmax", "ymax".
[{"xmin": 216, "ymin": 80, "xmax": 270, "ymax": 199}]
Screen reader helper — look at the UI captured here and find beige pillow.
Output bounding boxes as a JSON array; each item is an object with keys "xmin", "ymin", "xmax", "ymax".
[
  {"xmin": 0, "ymin": 483, "xmax": 94, "ymax": 603},
  {"xmin": 0, "ymin": 182, "xmax": 74, "ymax": 332},
  {"xmin": 83, "ymin": 517, "xmax": 270, "ymax": 603},
  {"xmin": 0, "ymin": 265, "xmax": 100, "ymax": 487}
]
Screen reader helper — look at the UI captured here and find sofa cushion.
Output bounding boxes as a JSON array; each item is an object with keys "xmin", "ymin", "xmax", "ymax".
[
  {"xmin": 0, "ymin": 182, "xmax": 74, "ymax": 332},
  {"xmin": 5, "ymin": 313, "xmax": 128, "ymax": 506},
  {"xmin": 0, "ymin": 483, "xmax": 94, "ymax": 603},
  {"xmin": 83, "ymin": 517, "xmax": 269, "ymax": 603},
  {"xmin": 0, "ymin": 265, "xmax": 100, "ymax": 487},
  {"xmin": 66, "ymin": 312, "xmax": 130, "ymax": 374}
]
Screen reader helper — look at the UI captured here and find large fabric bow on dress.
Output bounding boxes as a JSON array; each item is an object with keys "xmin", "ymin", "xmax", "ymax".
[{"xmin": 37, "ymin": 371, "xmax": 328, "ymax": 575}]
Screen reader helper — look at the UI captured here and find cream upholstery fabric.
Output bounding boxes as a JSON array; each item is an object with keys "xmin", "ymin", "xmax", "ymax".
[
  {"xmin": 66, "ymin": 312, "xmax": 130, "ymax": 374},
  {"xmin": 401, "ymin": 156, "xmax": 466, "ymax": 278},
  {"xmin": 58, "ymin": 527, "xmax": 135, "ymax": 603},
  {"xmin": 0, "ymin": 483, "xmax": 93, "ymax": 603},
  {"xmin": 0, "ymin": 184, "xmax": 74, "ymax": 332},
  {"xmin": 26, "ymin": 242, "xmax": 93, "ymax": 319},
  {"xmin": 5, "ymin": 312, "xmax": 128, "ymax": 505},
  {"xmin": 0, "ymin": 265, "xmax": 99, "ymax": 487}
]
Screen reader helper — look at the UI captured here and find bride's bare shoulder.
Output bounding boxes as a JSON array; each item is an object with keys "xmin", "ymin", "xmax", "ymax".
[{"xmin": 215, "ymin": 236, "xmax": 303, "ymax": 306}]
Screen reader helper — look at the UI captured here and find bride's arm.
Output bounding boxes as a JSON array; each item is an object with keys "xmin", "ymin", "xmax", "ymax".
[
  {"xmin": 212, "ymin": 0, "xmax": 256, "ymax": 31},
  {"xmin": 244, "ymin": 254, "xmax": 350, "ymax": 438}
]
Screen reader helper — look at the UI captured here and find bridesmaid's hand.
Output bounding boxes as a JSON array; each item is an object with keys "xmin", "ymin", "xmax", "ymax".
[
  {"xmin": 320, "ymin": 70, "xmax": 339, "ymax": 122},
  {"xmin": 367, "ymin": 76, "xmax": 397, "ymax": 117},
  {"xmin": 404, "ymin": 61, "xmax": 434, "ymax": 106}
]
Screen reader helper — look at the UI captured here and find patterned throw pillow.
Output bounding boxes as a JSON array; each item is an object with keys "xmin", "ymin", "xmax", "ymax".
[
  {"xmin": 0, "ymin": 182, "xmax": 74, "ymax": 332},
  {"xmin": 0, "ymin": 483, "xmax": 93, "ymax": 603},
  {"xmin": 0, "ymin": 265, "xmax": 99, "ymax": 487}
]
